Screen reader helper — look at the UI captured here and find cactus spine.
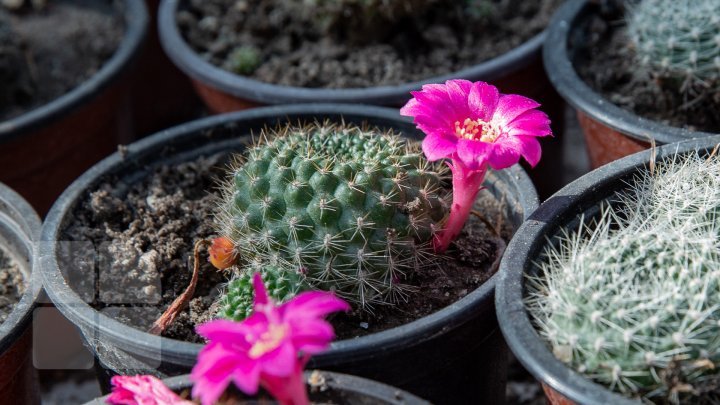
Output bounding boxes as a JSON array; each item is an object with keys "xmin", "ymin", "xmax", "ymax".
[
  {"xmin": 215, "ymin": 122, "xmax": 449, "ymax": 314},
  {"xmin": 627, "ymin": 0, "xmax": 720, "ymax": 91},
  {"xmin": 527, "ymin": 152, "xmax": 720, "ymax": 403}
]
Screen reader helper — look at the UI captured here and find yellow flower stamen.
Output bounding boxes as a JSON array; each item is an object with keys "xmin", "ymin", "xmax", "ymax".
[
  {"xmin": 248, "ymin": 323, "xmax": 289, "ymax": 359},
  {"xmin": 454, "ymin": 118, "xmax": 500, "ymax": 143}
]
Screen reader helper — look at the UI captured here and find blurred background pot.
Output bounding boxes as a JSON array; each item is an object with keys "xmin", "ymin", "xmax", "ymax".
[
  {"xmin": 0, "ymin": 0, "xmax": 148, "ymax": 215},
  {"xmin": 157, "ymin": 0, "xmax": 566, "ymax": 198},
  {"xmin": 543, "ymin": 0, "xmax": 715, "ymax": 169},
  {"xmin": 0, "ymin": 182, "xmax": 42, "ymax": 404}
]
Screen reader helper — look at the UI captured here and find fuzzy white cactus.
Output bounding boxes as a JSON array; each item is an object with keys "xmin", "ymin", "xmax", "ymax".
[
  {"xmin": 527, "ymin": 152, "xmax": 720, "ymax": 403},
  {"xmin": 627, "ymin": 0, "xmax": 720, "ymax": 90}
]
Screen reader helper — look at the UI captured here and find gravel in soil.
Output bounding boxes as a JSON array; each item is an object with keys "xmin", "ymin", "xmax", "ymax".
[
  {"xmin": 0, "ymin": 0, "xmax": 123, "ymax": 121},
  {"xmin": 177, "ymin": 0, "xmax": 562, "ymax": 89},
  {"xmin": 574, "ymin": 5, "xmax": 720, "ymax": 132},
  {"xmin": 0, "ymin": 248, "xmax": 24, "ymax": 324},
  {"xmin": 63, "ymin": 151, "xmax": 514, "ymax": 343}
]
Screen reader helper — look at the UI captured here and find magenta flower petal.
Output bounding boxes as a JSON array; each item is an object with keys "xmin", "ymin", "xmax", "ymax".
[
  {"xmin": 456, "ymin": 138, "xmax": 492, "ymax": 170},
  {"xmin": 492, "ymin": 94, "xmax": 541, "ymax": 128},
  {"xmin": 421, "ymin": 133, "xmax": 458, "ymax": 162},
  {"xmin": 401, "ymin": 79, "xmax": 551, "ymax": 252},
  {"xmin": 252, "ymin": 273, "xmax": 270, "ymax": 306},
  {"xmin": 191, "ymin": 275, "xmax": 348, "ymax": 405},
  {"xmin": 108, "ymin": 375, "xmax": 191, "ymax": 405},
  {"xmin": 468, "ymin": 81, "xmax": 499, "ymax": 121},
  {"xmin": 445, "ymin": 79, "xmax": 473, "ymax": 110}
]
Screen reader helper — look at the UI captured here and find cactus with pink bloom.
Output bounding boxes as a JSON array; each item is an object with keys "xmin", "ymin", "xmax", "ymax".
[
  {"xmin": 401, "ymin": 79, "xmax": 552, "ymax": 252},
  {"xmin": 191, "ymin": 273, "xmax": 350, "ymax": 405},
  {"xmin": 108, "ymin": 273, "xmax": 349, "ymax": 405}
]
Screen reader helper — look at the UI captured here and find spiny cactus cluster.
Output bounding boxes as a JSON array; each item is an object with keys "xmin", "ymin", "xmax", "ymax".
[
  {"xmin": 527, "ymin": 152, "xmax": 720, "ymax": 403},
  {"xmin": 215, "ymin": 122, "xmax": 449, "ymax": 311},
  {"xmin": 627, "ymin": 0, "xmax": 720, "ymax": 90},
  {"xmin": 220, "ymin": 264, "xmax": 309, "ymax": 321}
]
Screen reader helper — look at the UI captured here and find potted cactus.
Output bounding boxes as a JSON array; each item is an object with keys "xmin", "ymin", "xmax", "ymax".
[
  {"xmin": 496, "ymin": 134, "xmax": 720, "ymax": 404},
  {"xmin": 40, "ymin": 82, "xmax": 549, "ymax": 403},
  {"xmin": 84, "ymin": 274, "xmax": 429, "ymax": 405},
  {"xmin": 544, "ymin": 0, "xmax": 719, "ymax": 168},
  {"xmin": 0, "ymin": 0, "xmax": 148, "ymax": 213}
]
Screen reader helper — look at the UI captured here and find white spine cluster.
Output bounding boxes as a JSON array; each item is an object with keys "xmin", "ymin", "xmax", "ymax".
[{"xmin": 527, "ymin": 152, "xmax": 720, "ymax": 403}]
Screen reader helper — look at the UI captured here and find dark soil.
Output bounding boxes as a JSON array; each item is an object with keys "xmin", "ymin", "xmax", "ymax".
[
  {"xmin": 574, "ymin": 5, "xmax": 720, "ymax": 132},
  {"xmin": 0, "ymin": 0, "xmax": 123, "ymax": 121},
  {"xmin": 0, "ymin": 248, "xmax": 24, "ymax": 324},
  {"xmin": 63, "ymin": 151, "xmax": 513, "ymax": 344},
  {"xmin": 177, "ymin": 0, "xmax": 562, "ymax": 89}
]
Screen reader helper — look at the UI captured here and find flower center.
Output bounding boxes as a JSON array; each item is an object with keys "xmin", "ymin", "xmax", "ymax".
[
  {"xmin": 248, "ymin": 323, "xmax": 289, "ymax": 359},
  {"xmin": 454, "ymin": 118, "xmax": 500, "ymax": 143}
]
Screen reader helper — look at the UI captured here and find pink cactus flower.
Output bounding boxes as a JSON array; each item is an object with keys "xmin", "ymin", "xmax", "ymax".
[
  {"xmin": 190, "ymin": 273, "xmax": 350, "ymax": 405},
  {"xmin": 106, "ymin": 375, "xmax": 192, "ymax": 405},
  {"xmin": 401, "ymin": 80, "xmax": 551, "ymax": 252}
]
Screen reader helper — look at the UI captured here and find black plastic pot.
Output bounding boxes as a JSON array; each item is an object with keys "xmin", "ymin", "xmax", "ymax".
[
  {"xmin": 0, "ymin": 0, "xmax": 148, "ymax": 214},
  {"xmin": 495, "ymin": 134, "xmax": 720, "ymax": 404},
  {"xmin": 39, "ymin": 104, "xmax": 539, "ymax": 405},
  {"xmin": 84, "ymin": 371, "xmax": 430, "ymax": 404},
  {"xmin": 158, "ymin": 0, "xmax": 565, "ymax": 198},
  {"xmin": 0, "ymin": 183, "xmax": 42, "ymax": 404},
  {"xmin": 543, "ymin": 0, "xmax": 716, "ymax": 169}
]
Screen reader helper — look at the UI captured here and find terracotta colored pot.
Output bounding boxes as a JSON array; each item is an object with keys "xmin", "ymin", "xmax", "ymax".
[
  {"xmin": 543, "ymin": 0, "xmax": 715, "ymax": 169},
  {"xmin": 0, "ymin": 0, "xmax": 148, "ymax": 215},
  {"xmin": 0, "ymin": 183, "xmax": 42, "ymax": 404},
  {"xmin": 496, "ymin": 134, "xmax": 720, "ymax": 404}
]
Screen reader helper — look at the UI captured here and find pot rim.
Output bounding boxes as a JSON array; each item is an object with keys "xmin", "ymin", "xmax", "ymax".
[
  {"xmin": 0, "ymin": 0, "xmax": 149, "ymax": 141},
  {"xmin": 157, "ymin": 0, "xmax": 545, "ymax": 106},
  {"xmin": 542, "ymin": 0, "xmax": 716, "ymax": 145},
  {"xmin": 0, "ymin": 182, "xmax": 41, "ymax": 355},
  {"xmin": 84, "ymin": 370, "xmax": 430, "ymax": 404},
  {"xmin": 496, "ymin": 134, "xmax": 720, "ymax": 405},
  {"xmin": 39, "ymin": 103, "xmax": 538, "ymax": 368}
]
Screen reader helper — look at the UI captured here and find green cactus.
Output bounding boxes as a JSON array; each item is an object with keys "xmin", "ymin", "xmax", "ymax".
[
  {"xmin": 220, "ymin": 264, "xmax": 309, "ymax": 321},
  {"xmin": 224, "ymin": 46, "xmax": 261, "ymax": 76},
  {"xmin": 627, "ymin": 0, "xmax": 720, "ymax": 90},
  {"xmin": 215, "ymin": 122, "xmax": 449, "ymax": 308},
  {"xmin": 527, "ymin": 153, "xmax": 720, "ymax": 403}
]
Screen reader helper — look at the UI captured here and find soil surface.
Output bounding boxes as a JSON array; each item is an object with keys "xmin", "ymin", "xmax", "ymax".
[
  {"xmin": 0, "ymin": 0, "xmax": 123, "ymax": 121},
  {"xmin": 574, "ymin": 5, "xmax": 720, "ymax": 132},
  {"xmin": 63, "ymin": 151, "xmax": 513, "ymax": 343},
  {"xmin": 177, "ymin": 0, "xmax": 562, "ymax": 89},
  {"xmin": 0, "ymin": 248, "xmax": 24, "ymax": 324}
]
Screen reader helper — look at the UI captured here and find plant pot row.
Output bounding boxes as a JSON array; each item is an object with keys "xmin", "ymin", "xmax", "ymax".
[{"xmin": 2, "ymin": 0, "xmax": 718, "ymax": 403}]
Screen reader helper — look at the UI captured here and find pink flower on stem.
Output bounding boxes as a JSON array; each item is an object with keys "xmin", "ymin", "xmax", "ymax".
[
  {"xmin": 190, "ymin": 273, "xmax": 350, "ymax": 405},
  {"xmin": 400, "ymin": 79, "xmax": 552, "ymax": 253},
  {"xmin": 106, "ymin": 375, "xmax": 192, "ymax": 405}
]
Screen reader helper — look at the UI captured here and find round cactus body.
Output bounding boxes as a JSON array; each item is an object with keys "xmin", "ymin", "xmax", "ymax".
[
  {"xmin": 220, "ymin": 265, "xmax": 308, "ymax": 321},
  {"xmin": 217, "ymin": 123, "xmax": 449, "ymax": 307},
  {"xmin": 528, "ymin": 153, "xmax": 720, "ymax": 403}
]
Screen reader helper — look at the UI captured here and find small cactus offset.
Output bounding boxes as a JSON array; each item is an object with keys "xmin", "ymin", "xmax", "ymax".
[
  {"xmin": 215, "ymin": 122, "xmax": 449, "ymax": 309},
  {"xmin": 527, "ymin": 152, "xmax": 720, "ymax": 403},
  {"xmin": 627, "ymin": 0, "xmax": 720, "ymax": 91},
  {"xmin": 220, "ymin": 264, "xmax": 309, "ymax": 321}
]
